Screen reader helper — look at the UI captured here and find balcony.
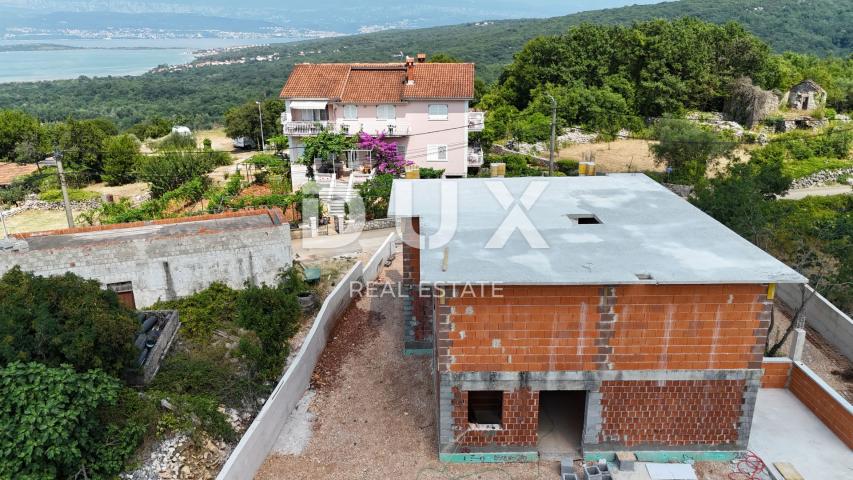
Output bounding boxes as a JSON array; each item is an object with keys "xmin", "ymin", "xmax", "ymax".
[
  {"xmin": 468, "ymin": 111, "xmax": 485, "ymax": 132},
  {"xmin": 339, "ymin": 121, "xmax": 410, "ymax": 137},
  {"xmin": 283, "ymin": 121, "xmax": 333, "ymax": 136},
  {"xmin": 467, "ymin": 149, "xmax": 484, "ymax": 167}
]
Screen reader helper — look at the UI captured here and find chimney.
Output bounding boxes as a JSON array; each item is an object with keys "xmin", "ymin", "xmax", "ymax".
[
  {"xmin": 405, "ymin": 56, "xmax": 415, "ymax": 84},
  {"xmin": 416, "ymin": 53, "xmax": 426, "ymax": 63}
]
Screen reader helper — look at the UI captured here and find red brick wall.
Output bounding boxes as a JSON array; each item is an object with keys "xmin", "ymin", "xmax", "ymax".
[
  {"xmin": 451, "ymin": 387, "xmax": 539, "ymax": 447},
  {"xmin": 402, "ymin": 217, "xmax": 431, "ymax": 340},
  {"xmin": 598, "ymin": 380, "xmax": 746, "ymax": 447},
  {"xmin": 789, "ymin": 364, "xmax": 853, "ymax": 449},
  {"xmin": 760, "ymin": 359, "xmax": 792, "ymax": 388},
  {"xmin": 441, "ymin": 284, "xmax": 769, "ymax": 372}
]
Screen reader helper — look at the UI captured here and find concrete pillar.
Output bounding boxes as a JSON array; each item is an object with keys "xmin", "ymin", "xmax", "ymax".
[
  {"xmin": 309, "ymin": 216, "xmax": 318, "ymax": 238},
  {"xmin": 789, "ymin": 328, "xmax": 807, "ymax": 362}
]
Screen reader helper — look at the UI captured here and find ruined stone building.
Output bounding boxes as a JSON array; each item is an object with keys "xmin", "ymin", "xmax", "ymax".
[
  {"xmin": 724, "ymin": 77, "xmax": 780, "ymax": 128},
  {"xmin": 389, "ymin": 175, "xmax": 805, "ymax": 462},
  {"xmin": 785, "ymin": 79, "xmax": 827, "ymax": 111},
  {"xmin": 0, "ymin": 209, "xmax": 293, "ymax": 308}
]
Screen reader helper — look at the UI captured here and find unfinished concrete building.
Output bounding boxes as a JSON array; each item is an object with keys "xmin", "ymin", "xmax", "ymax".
[
  {"xmin": 389, "ymin": 175, "xmax": 806, "ymax": 463},
  {"xmin": 0, "ymin": 209, "xmax": 293, "ymax": 308}
]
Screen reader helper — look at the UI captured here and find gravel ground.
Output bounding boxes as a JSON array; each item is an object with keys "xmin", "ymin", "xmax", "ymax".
[
  {"xmin": 257, "ymin": 257, "xmax": 567, "ymax": 479},
  {"xmin": 254, "ymin": 257, "xmax": 773, "ymax": 480},
  {"xmin": 768, "ymin": 305, "xmax": 853, "ymax": 401}
]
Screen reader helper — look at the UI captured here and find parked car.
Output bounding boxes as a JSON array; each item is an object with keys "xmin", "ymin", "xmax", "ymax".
[{"xmin": 233, "ymin": 137, "xmax": 256, "ymax": 149}]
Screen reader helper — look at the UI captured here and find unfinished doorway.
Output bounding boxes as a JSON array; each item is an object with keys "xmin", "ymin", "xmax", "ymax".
[{"xmin": 538, "ymin": 391, "xmax": 586, "ymax": 461}]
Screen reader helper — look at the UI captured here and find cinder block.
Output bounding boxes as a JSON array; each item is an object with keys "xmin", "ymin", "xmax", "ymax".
[
  {"xmin": 563, "ymin": 475, "xmax": 579, "ymax": 480},
  {"xmin": 616, "ymin": 452, "xmax": 636, "ymax": 471},
  {"xmin": 560, "ymin": 459, "xmax": 574, "ymax": 476},
  {"xmin": 584, "ymin": 465, "xmax": 602, "ymax": 480}
]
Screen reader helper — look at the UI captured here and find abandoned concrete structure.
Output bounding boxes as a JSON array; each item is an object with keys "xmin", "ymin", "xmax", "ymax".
[
  {"xmin": 389, "ymin": 175, "xmax": 806, "ymax": 462},
  {"xmin": 785, "ymin": 79, "xmax": 827, "ymax": 111},
  {"xmin": 0, "ymin": 209, "xmax": 293, "ymax": 308}
]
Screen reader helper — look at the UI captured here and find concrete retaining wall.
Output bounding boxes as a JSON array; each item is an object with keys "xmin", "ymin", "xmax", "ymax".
[
  {"xmin": 788, "ymin": 362, "xmax": 853, "ymax": 449},
  {"xmin": 218, "ymin": 238, "xmax": 397, "ymax": 480},
  {"xmin": 777, "ymin": 283, "xmax": 853, "ymax": 363},
  {"xmin": 362, "ymin": 233, "xmax": 396, "ymax": 285}
]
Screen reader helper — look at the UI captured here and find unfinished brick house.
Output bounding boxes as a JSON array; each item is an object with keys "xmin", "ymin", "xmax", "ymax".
[{"xmin": 388, "ymin": 174, "xmax": 806, "ymax": 462}]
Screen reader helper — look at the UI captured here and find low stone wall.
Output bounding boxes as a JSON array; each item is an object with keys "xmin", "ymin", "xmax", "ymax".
[
  {"xmin": 362, "ymin": 233, "xmax": 396, "ymax": 286},
  {"xmin": 777, "ymin": 283, "xmax": 853, "ymax": 363},
  {"xmin": 789, "ymin": 363, "xmax": 853, "ymax": 449},
  {"xmin": 789, "ymin": 167, "xmax": 853, "ymax": 189},
  {"xmin": 760, "ymin": 357, "xmax": 792, "ymax": 388},
  {"xmin": 363, "ymin": 217, "xmax": 396, "ymax": 231}
]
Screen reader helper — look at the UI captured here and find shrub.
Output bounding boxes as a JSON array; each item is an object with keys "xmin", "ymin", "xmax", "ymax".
[
  {"xmin": 136, "ymin": 150, "xmax": 228, "ymax": 198},
  {"xmin": 236, "ymin": 284, "xmax": 301, "ymax": 379},
  {"xmin": 556, "ymin": 159, "xmax": 579, "ymax": 176},
  {"xmin": 0, "ymin": 362, "xmax": 126, "ymax": 479},
  {"xmin": 37, "ymin": 188, "xmax": 100, "ymax": 202},
  {"xmin": 155, "ymin": 132, "xmax": 197, "ymax": 151},
  {"xmin": 151, "ymin": 282, "xmax": 239, "ymax": 339},
  {"xmin": 0, "ymin": 268, "xmax": 139, "ymax": 377},
  {"xmin": 149, "ymin": 347, "xmax": 254, "ymax": 407},
  {"xmin": 419, "ymin": 167, "xmax": 445, "ymax": 179},
  {"xmin": 651, "ymin": 119, "xmax": 736, "ymax": 185},
  {"xmin": 357, "ymin": 174, "xmax": 393, "ymax": 220}
]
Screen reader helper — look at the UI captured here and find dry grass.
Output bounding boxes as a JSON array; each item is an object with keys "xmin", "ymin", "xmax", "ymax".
[
  {"xmin": 84, "ymin": 181, "xmax": 150, "ymax": 200},
  {"xmin": 3, "ymin": 209, "xmax": 81, "ymax": 234},
  {"xmin": 558, "ymin": 139, "xmax": 661, "ymax": 173}
]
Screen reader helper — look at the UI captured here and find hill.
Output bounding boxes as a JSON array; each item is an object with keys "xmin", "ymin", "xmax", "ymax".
[{"xmin": 0, "ymin": 0, "xmax": 849, "ymax": 129}]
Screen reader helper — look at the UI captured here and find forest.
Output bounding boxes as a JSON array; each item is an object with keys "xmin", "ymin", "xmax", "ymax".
[{"xmin": 0, "ymin": 0, "xmax": 849, "ymax": 129}]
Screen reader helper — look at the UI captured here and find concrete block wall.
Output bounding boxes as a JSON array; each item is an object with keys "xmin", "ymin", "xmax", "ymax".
[
  {"xmin": 0, "ymin": 218, "xmax": 292, "ymax": 308},
  {"xmin": 777, "ymin": 283, "xmax": 853, "ymax": 363},
  {"xmin": 450, "ymin": 387, "xmax": 539, "ymax": 447},
  {"xmin": 788, "ymin": 363, "xmax": 853, "ymax": 449}
]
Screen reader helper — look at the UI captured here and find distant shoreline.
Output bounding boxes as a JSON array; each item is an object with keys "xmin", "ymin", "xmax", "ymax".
[{"xmin": 0, "ymin": 43, "xmax": 191, "ymax": 52}]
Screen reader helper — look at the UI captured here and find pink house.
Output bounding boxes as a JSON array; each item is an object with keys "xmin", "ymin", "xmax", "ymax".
[{"xmin": 279, "ymin": 55, "xmax": 483, "ymax": 179}]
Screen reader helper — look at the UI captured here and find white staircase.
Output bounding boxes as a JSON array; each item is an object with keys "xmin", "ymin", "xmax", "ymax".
[{"xmin": 319, "ymin": 176, "xmax": 357, "ymax": 219}]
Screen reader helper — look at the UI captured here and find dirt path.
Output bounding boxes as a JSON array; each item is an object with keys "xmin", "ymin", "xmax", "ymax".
[
  {"xmin": 783, "ymin": 185, "xmax": 852, "ymax": 200},
  {"xmin": 256, "ymin": 257, "xmax": 564, "ymax": 480}
]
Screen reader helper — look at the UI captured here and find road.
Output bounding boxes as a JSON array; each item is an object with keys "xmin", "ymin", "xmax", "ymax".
[
  {"xmin": 292, "ymin": 227, "xmax": 396, "ymax": 262},
  {"xmin": 783, "ymin": 185, "xmax": 851, "ymax": 200}
]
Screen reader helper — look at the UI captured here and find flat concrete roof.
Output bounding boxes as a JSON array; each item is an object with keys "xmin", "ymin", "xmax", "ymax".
[
  {"xmin": 10, "ymin": 212, "xmax": 283, "ymax": 252},
  {"xmin": 388, "ymin": 174, "xmax": 806, "ymax": 285}
]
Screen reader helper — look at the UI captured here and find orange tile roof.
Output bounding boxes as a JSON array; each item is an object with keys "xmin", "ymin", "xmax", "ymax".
[
  {"xmin": 0, "ymin": 162, "xmax": 38, "ymax": 186},
  {"xmin": 280, "ymin": 62, "xmax": 475, "ymax": 102}
]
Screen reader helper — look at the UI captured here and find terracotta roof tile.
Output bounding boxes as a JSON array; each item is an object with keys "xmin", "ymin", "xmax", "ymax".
[
  {"xmin": 403, "ymin": 63, "xmax": 475, "ymax": 99},
  {"xmin": 0, "ymin": 162, "xmax": 38, "ymax": 186},
  {"xmin": 280, "ymin": 62, "xmax": 474, "ymax": 102}
]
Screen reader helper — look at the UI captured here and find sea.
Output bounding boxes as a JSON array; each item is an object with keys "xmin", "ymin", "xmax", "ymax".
[{"xmin": 0, "ymin": 37, "xmax": 298, "ymax": 84}]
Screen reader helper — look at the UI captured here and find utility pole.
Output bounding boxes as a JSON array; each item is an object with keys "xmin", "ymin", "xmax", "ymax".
[
  {"xmin": 256, "ymin": 101, "xmax": 266, "ymax": 152},
  {"xmin": 54, "ymin": 149, "xmax": 74, "ymax": 228},
  {"xmin": 545, "ymin": 93, "xmax": 557, "ymax": 176},
  {"xmin": 1, "ymin": 211, "xmax": 8, "ymax": 239}
]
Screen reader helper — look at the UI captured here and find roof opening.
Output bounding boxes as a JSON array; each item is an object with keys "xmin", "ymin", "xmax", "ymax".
[
  {"xmin": 566, "ymin": 214, "xmax": 601, "ymax": 225},
  {"xmin": 635, "ymin": 273, "xmax": 654, "ymax": 281}
]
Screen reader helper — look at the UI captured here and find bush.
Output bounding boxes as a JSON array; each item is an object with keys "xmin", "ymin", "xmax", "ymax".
[
  {"xmin": 155, "ymin": 132, "xmax": 197, "ymax": 151},
  {"xmin": 136, "ymin": 150, "xmax": 229, "ymax": 198},
  {"xmin": 556, "ymin": 159, "xmax": 579, "ymax": 176},
  {"xmin": 651, "ymin": 119, "xmax": 736, "ymax": 185},
  {"xmin": 127, "ymin": 117, "xmax": 172, "ymax": 140},
  {"xmin": 0, "ymin": 362, "xmax": 127, "ymax": 479},
  {"xmin": 149, "ymin": 347, "xmax": 254, "ymax": 407},
  {"xmin": 236, "ymin": 284, "xmax": 301, "ymax": 379},
  {"xmin": 490, "ymin": 153, "xmax": 541, "ymax": 177},
  {"xmin": 151, "ymin": 282, "xmax": 239, "ymax": 339},
  {"xmin": 0, "ymin": 268, "xmax": 139, "ymax": 377},
  {"xmin": 418, "ymin": 167, "xmax": 445, "ymax": 179},
  {"xmin": 37, "ymin": 188, "xmax": 100, "ymax": 202},
  {"xmin": 357, "ymin": 174, "xmax": 393, "ymax": 220}
]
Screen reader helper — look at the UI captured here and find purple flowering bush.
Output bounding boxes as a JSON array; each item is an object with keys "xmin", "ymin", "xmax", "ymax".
[{"xmin": 357, "ymin": 132, "xmax": 413, "ymax": 176}]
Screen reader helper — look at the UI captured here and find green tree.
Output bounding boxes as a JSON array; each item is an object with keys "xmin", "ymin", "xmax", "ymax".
[
  {"xmin": 224, "ymin": 99, "xmax": 284, "ymax": 148},
  {"xmin": 0, "ymin": 110, "xmax": 42, "ymax": 162},
  {"xmin": 0, "ymin": 362, "xmax": 124, "ymax": 479},
  {"xmin": 429, "ymin": 53, "xmax": 461, "ymax": 63},
  {"xmin": 357, "ymin": 173, "xmax": 394, "ymax": 220},
  {"xmin": 236, "ymin": 284, "xmax": 301, "ymax": 379},
  {"xmin": 49, "ymin": 118, "xmax": 117, "ymax": 177},
  {"xmin": 650, "ymin": 120, "xmax": 736, "ymax": 185},
  {"xmin": 135, "ymin": 150, "xmax": 229, "ymax": 198},
  {"xmin": 102, "ymin": 134, "xmax": 142, "ymax": 186},
  {"xmin": 0, "ymin": 268, "xmax": 139, "ymax": 377}
]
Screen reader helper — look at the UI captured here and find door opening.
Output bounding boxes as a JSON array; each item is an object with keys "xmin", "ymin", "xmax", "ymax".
[{"xmin": 537, "ymin": 390, "xmax": 586, "ymax": 461}]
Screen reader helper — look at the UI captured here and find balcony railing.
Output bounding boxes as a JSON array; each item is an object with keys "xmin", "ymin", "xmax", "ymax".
[
  {"xmin": 467, "ymin": 149, "xmax": 484, "ymax": 167},
  {"xmin": 468, "ymin": 111, "xmax": 485, "ymax": 132},
  {"xmin": 284, "ymin": 121, "xmax": 333, "ymax": 136}
]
